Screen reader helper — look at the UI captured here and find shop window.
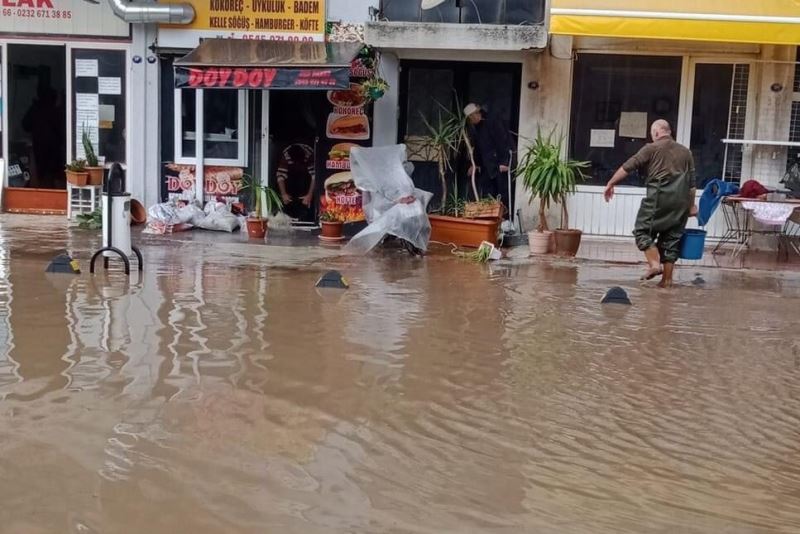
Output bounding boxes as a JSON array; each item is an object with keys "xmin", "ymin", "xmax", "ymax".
[
  {"xmin": 174, "ymin": 89, "xmax": 247, "ymax": 166},
  {"xmin": 72, "ymin": 49, "xmax": 126, "ymax": 165},
  {"xmin": 788, "ymin": 48, "xmax": 800, "ymax": 169},
  {"xmin": 379, "ymin": 0, "xmax": 545, "ymax": 25},
  {"xmin": 569, "ymin": 54, "xmax": 683, "ymax": 186}
]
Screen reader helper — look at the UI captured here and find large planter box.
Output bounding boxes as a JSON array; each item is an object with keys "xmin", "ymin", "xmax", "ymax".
[
  {"xmin": 3, "ymin": 187, "xmax": 67, "ymax": 214},
  {"xmin": 429, "ymin": 214, "xmax": 500, "ymax": 248}
]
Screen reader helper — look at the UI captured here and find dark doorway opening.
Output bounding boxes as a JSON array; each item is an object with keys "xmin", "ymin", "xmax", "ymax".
[
  {"xmin": 398, "ymin": 60, "xmax": 521, "ymax": 209},
  {"xmin": 268, "ymin": 90, "xmax": 329, "ymax": 222},
  {"xmin": 7, "ymin": 44, "xmax": 67, "ymax": 191}
]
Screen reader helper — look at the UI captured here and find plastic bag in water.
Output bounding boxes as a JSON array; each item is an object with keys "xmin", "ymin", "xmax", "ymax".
[{"xmin": 344, "ymin": 144, "xmax": 433, "ymax": 255}]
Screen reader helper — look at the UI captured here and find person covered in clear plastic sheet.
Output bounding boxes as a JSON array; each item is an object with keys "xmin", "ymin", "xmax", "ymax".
[
  {"xmin": 464, "ymin": 103, "xmax": 516, "ymax": 215},
  {"xmin": 344, "ymin": 145, "xmax": 433, "ymax": 256},
  {"xmin": 604, "ymin": 120, "xmax": 698, "ymax": 288},
  {"xmin": 276, "ymin": 142, "xmax": 316, "ymax": 222}
]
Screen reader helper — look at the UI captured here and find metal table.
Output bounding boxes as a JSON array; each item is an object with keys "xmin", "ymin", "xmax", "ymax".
[{"xmin": 713, "ymin": 197, "xmax": 800, "ymax": 260}]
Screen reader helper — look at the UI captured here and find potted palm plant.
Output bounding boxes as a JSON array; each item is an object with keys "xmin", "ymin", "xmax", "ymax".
[
  {"xmin": 239, "ymin": 174, "xmax": 282, "ymax": 239},
  {"xmin": 422, "ymin": 105, "xmax": 501, "ymax": 248},
  {"xmin": 82, "ymin": 128, "xmax": 104, "ymax": 185},
  {"xmin": 517, "ymin": 130, "xmax": 589, "ymax": 256}
]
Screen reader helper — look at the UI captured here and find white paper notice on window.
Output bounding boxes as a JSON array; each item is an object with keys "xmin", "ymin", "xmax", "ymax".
[
  {"xmin": 619, "ymin": 112, "xmax": 648, "ymax": 139},
  {"xmin": 98, "ymin": 77, "xmax": 122, "ymax": 95},
  {"xmin": 590, "ymin": 129, "xmax": 616, "ymax": 148},
  {"xmin": 75, "ymin": 59, "xmax": 98, "ymax": 78},
  {"xmin": 76, "ymin": 93, "xmax": 99, "ymax": 111}
]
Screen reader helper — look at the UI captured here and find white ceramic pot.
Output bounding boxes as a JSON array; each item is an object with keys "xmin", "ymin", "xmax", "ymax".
[{"xmin": 528, "ymin": 230, "xmax": 552, "ymax": 255}]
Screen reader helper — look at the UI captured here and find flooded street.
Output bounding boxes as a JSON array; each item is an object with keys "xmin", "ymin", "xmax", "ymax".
[{"xmin": 1, "ymin": 216, "xmax": 800, "ymax": 533}]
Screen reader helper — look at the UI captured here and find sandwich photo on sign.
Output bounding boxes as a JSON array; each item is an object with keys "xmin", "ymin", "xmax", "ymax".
[
  {"xmin": 326, "ymin": 114, "xmax": 370, "ymax": 140},
  {"xmin": 327, "ymin": 84, "xmax": 367, "ymax": 109}
]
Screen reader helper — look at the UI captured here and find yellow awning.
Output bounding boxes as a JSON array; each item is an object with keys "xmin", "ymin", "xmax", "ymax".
[{"xmin": 551, "ymin": 0, "xmax": 800, "ymax": 45}]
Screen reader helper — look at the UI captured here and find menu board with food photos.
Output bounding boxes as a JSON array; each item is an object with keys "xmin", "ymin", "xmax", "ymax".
[{"xmin": 317, "ymin": 52, "xmax": 374, "ymax": 224}]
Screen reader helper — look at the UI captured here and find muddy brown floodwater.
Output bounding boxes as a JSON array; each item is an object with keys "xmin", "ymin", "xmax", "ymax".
[{"xmin": 1, "ymin": 218, "xmax": 800, "ymax": 533}]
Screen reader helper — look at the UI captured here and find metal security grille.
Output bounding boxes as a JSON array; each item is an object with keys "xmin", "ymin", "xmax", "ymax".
[
  {"xmin": 788, "ymin": 48, "xmax": 800, "ymax": 169},
  {"xmin": 724, "ymin": 64, "xmax": 750, "ymax": 181}
]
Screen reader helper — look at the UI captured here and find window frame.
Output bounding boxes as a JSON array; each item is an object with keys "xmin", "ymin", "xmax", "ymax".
[
  {"xmin": 567, "ymin": 50, "xmax": 757, "ymax": 191},
  {"xmin": 173, "ymin": 88, "xmax": 248, "ymax": 167}
]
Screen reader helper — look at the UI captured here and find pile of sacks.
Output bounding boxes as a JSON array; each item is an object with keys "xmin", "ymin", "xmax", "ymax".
[{"xmin": 143, "ymin": 197, "xmax": 243, "ymax": 235}]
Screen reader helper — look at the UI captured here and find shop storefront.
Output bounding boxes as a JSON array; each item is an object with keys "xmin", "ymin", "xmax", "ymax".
[
  {"xmin": 0, "ymin": 0, "xmax": 129, "ymax": 213},
  {"xmin": 155, "ymin": 0, "xmax": 373, "ymax": 223},
  {"xmin": 538, "ymin": 0, "xmax": 800, "ymax": 237},
  {"xmin": 364, "ymin": 0, "xmax": 548, "ymax": 212}
]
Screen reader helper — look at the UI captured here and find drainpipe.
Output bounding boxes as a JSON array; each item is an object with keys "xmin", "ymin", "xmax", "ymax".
[{"xmin": 108, "ymin": 0, "xmax": 195, "ymax": 24}]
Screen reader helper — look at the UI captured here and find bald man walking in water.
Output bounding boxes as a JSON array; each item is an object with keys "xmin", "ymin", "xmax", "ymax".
[{"xmin": 604, "ymin": 120, "xmax": 697, "ymax": 288}]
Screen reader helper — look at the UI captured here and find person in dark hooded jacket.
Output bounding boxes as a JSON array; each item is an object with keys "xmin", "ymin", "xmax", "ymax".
[{"xmin": 464, "ymin": 103, "xmax": 515, "ymax": 213}]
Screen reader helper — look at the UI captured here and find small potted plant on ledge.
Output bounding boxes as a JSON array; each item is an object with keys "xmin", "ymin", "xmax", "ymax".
[
  {"xmin": 82, "ymin": 129, "xmax": 104, "ymax": 186},
  {"xmin": 65, "ymin": 159, "xmax": 89, "ymax": 186},
  {"xmin": 319, "ymin": 210, "xmax": 344, "ymax": 240},
  {"xmin": 240, "ymin": 174, "xmax": 282, "ymax": 239},
  {"xmin": 518, "ymin": 130, "xmax": 589, "ymax": 256}
]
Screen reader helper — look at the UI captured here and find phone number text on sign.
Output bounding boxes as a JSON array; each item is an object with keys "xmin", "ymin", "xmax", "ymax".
[{"xmin": 1, "ymin": 8, "xmax": 72, "ymax": 18}]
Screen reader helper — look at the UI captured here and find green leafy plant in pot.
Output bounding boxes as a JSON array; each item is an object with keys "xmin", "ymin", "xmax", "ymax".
[
  {"xmin": 422, "ymin": 100, "xmax": 501, "ymax": 248},
  {"xmin": 239, "ymin": 174, "xmax": 282, "ymax": 239},
  {"xmin": 319, "ymin": 210, "xmax": 344, "ymax": 240},
  {"xmin": 517, "ymin": 129, "xmax": 589, "ymax": 256},
  {"xmin": 65, "ymin": 159, "xmax": 89, "ymax": 186},
  {"xmin": 82, "ymin": 127, "xmax": 104, "ymax": 186}
]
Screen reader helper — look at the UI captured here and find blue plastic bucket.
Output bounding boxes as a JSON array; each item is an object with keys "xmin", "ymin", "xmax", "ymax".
[{"xmin": 679, "ymin": 229, "xmax": 706, "ymax": 260}]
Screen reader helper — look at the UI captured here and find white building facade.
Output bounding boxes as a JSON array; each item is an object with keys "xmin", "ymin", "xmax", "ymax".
[{"xmin": 0, "ymin": 0, "xmax": 130, "ymax": 213}]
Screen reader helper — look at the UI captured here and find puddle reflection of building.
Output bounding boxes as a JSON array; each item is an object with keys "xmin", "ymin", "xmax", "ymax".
[
  {"xmin": 152, "ymin": 248, "xmax": 271, "ymax": 398},
  {"xmin": 342, "ymin": 260, "xmax": 429, "ymax": 384},
  {"xmin": 3, "ymin": 258, "xmax": 73, "ymax": 399},
  {"xmin": 392, "ymin": 259, "xmax": 532, "ymax": 521},
  {"xmin": 0, "ymin": 246, "xmax": 22, "ymax": 398}
]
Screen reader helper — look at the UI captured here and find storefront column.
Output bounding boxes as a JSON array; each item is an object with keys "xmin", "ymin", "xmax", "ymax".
[
  {"xmin": 130, "ymin": 23, "xmax": 162, "ymax": 209},
  {"xmin": 373, "ymin": 52, "xmax": 400, "ymax": 146},
  {"xmin": 751, "ymin": 45, "xmax": 796, "ymax": 188},
  {"xmin": 194, "ymin": 89, "xmax": 204, "ymax": 206},
  {"xmin": 517, "ymin": 36, "xmax": 574, "ymax": 230}
]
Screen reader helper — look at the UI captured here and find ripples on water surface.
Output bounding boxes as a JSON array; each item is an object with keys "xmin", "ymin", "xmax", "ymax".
[{"xmin": 1, "ymin": 240, "xmax": 800, "ymax": 533}]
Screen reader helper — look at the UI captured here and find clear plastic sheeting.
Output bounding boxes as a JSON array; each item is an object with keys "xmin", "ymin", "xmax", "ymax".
[{"xmin": 344, "ymin": 144, "xmax": 433, "ymax": 255}]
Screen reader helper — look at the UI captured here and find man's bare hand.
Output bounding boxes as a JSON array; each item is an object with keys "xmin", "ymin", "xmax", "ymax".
[
  {"xmin": 499, "ymin": 165, "xmax": 510, "ymax": 173},
  {"xmin": 604, "ymin": 186, "xmax": 615, "ymax": 202},
  {"xmin": 281, "ymin": 193, "xmax": 292, "ymax": 205},
  {"xmin": 301, "ymin": 194, "xmax": 313, "ymax": 208},
  {"xmin": 690, "ymin": 204, "xmax": 698, "ymax": 217}
]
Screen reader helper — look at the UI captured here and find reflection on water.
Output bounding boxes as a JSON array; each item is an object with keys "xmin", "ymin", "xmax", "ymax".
[{"xmin": 1, "ymin": 228, "xmax": 800, "ymax": 532}]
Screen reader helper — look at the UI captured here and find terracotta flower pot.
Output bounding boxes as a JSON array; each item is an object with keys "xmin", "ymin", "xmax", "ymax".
[
  {"xmin": 130, "ymin": 199, "xmax": 147, "ymax": 226},
  {"xmin": 86, "ymin": 166, "xmax": 105, "ymax": 186},
  {"xmin": 66, "ymin": 171, "xmax": 89, "ymax": 186},
  {"xmin": 246, "ymin": 217, "xmax": 268, "ymax": 239},
  {"xmin": 429, "ymin": 214, "xmax": 500, "ymax": 248},
  {"xmin": 554, "ymin": 229, "xmax": 583, "ymax": 257},
  {"xmin": 321, "ymin": 221, "xmax": 344, "ymax": 239},
  {"xmin": 528, "ymin": 230, "xmax": 552, "ymax": 255}
]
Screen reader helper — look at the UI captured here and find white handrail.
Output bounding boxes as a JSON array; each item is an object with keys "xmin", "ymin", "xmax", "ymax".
[{"xmin": 722, "ymin": 139, "xmax": 800, "ymax": 147}]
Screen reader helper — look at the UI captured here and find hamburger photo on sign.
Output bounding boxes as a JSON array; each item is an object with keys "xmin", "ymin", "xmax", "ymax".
[
  {"xmin": 327, "ymin": 142, "xmax": 359, "ymax": 170},
  {"xmin": 320, "ymin": 172, "xmax": 364, "ymax": 223}
]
